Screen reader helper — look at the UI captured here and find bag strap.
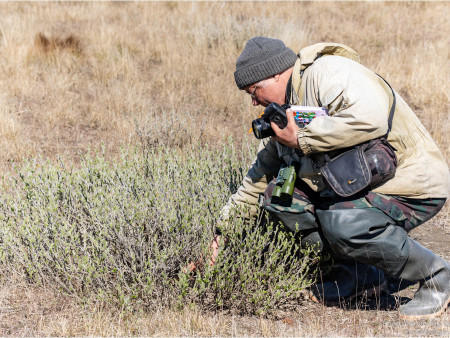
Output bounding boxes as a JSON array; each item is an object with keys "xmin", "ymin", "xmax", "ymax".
[
  {"xmin": 322, "ymin": 75, "xmax": 396, "ymax": 165},
  {"xmin": 376, "ymin": 74, "xmax": 396, "ymax": 138}
]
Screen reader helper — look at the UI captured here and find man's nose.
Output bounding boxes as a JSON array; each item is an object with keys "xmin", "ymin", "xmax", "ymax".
[{"xmin": 252, "ymin": 97, "xmax": 260, "ymax": 106}]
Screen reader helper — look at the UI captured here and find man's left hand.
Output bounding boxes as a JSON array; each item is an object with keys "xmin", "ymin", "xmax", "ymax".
[{"xmin": 271, "ymin": 108, "xmax": 300, "ymax": 148}]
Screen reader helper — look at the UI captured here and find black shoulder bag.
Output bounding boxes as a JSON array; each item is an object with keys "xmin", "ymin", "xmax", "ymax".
[{"xmin": 320, "ymin": 77, "xmax": 397, "ymax": 198}]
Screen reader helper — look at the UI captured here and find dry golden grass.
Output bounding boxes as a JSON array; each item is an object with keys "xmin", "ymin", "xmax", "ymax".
[
  {"xmin": 0, "ymin": 1, "xmax": 449, "ymax": 336},
  {"xmin": 0, "ymin": 264, "xmax": 448, "ymax": 337},
  {"xmin": 0, "ymin": 2, "xmax": 448, "ymax": 167}
]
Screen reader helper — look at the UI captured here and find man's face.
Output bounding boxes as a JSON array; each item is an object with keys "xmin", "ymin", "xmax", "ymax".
[{"xmin": 244, "ymin": 76, "xmax": 285, "ymax": 107}]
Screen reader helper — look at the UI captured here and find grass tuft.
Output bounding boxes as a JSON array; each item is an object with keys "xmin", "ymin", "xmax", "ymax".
[{"xmin": 34, "ymin": 32, "xmax": 83, "ymax": 54}]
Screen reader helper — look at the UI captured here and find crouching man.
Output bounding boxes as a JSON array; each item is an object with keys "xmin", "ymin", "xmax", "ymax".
[{"xmin": 203, "ymin": 37, "xmax": 449, "ymax": 320}]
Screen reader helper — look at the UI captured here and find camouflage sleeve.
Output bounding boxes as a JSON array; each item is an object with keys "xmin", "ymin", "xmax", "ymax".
[{"xmin": 219, "ymin": 138, "xmax": 283, "ymax": 228}]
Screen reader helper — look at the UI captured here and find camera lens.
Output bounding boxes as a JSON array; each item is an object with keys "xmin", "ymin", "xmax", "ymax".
[
  {"xmin": 252, "ymin": 119, "xmax": 275, "ymax": 139},
  {"xmin": 252, "ymin": 120, "xmax": 263, "ymax": 139}
]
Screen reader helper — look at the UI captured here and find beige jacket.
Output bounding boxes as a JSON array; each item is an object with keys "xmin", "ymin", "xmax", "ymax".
[{"xmin": 221, "ymin": 43, "xmax": 449, "ymax": 222}]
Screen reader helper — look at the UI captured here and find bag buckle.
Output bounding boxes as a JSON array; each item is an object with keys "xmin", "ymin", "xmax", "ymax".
[{"xmin": 320, "ymin": 188, "xmax": 336, "ymax": 201}]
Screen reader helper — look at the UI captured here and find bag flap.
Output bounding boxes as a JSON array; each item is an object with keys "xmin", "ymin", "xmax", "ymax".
[{"xmin": 320, "ymin": 147, "xmax": 371, "ymax": 197}]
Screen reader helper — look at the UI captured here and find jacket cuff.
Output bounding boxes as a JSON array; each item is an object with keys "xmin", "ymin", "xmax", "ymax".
[{"xmin": 297, "ymin": 128, "xmax": 312, "ymax": 155}]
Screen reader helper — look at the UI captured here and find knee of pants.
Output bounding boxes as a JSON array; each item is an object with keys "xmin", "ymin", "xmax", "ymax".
[
  {"xmin": 300, "ymin": 228, "xmax": 331, "ymax": 255},
  {"xmin": 316, "ymin": 208, "xmax": 410, "ymax": 271},
  {"xmin": 262, "ymin": 179, "xmax": 318, "ymax": 233},
  {"xmin": 269, "ymin": 211, "xmax": 318, "ymax": 233}
]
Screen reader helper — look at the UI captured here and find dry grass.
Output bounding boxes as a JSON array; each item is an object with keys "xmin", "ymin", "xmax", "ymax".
[
  {"xmin": 1, "ymin": 262, "xmax": 448, "ymax": 337},
  {"xmin": 0, "ymin": 1, "xmax": 449, "ymax": 336},
  {"xmin": 0, "ymin": 2, "xmax": 448, "ymax": 167}
]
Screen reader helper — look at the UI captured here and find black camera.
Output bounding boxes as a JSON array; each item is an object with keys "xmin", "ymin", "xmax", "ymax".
[{"xmin": 252, "ymin": 103, "xmax": 293, "ymax": 139}]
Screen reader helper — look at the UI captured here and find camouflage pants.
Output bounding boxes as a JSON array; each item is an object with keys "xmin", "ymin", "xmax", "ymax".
[
  {"xmin": 262, "ymin": 178, "xmax": 445, "ymax": 234},
  {"xmin": 262, "ymin": 179, "xmax": 446, "ymax": 274}
]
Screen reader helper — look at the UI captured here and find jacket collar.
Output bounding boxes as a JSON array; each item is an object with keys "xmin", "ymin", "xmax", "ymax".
[{"xmin": 288, "ymin": 43, "xmax": 361, "ymax": 105}]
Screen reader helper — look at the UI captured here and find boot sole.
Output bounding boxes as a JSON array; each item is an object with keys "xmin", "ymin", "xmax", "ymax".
[
  {"xmin": 399, "ymin": 297, "xmax": 450, "ymax": 321},
  {"xmin": 309, "ymin": 280, "xmax": 387, "ymax": 306}
]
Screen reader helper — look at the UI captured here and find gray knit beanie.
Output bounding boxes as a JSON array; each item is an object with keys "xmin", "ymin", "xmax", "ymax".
[{"xmin": 234, "ymin": 37, "xmax": 297, "ymax": 89}]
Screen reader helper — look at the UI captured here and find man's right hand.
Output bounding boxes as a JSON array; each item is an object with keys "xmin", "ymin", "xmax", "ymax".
[{"xmin": 185, "ymin": 235, "xmax": 222, "ymax": 273}]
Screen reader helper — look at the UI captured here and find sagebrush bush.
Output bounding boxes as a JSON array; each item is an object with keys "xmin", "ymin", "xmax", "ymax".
[
  {"xmin": 183, "ymin": 210, "xmax": 320, "ymax": 316},
  {"xmin": 0, "ymin": 140, "xmax": 318, "ymax": 315}
]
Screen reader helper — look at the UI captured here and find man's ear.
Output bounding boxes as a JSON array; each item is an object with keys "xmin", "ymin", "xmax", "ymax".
[{"xmin": 273, "ymin": 73, "xmax": 281, "ymax": 82}]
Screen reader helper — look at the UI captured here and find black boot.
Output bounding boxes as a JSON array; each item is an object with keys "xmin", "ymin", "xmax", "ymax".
[
  {"xmin": 398, "ymin": 238, "xmax": 450, "ymax": 320},
  {"xmin": 309, "ymin": 260, "xmax": 386, "ymax": 305}
]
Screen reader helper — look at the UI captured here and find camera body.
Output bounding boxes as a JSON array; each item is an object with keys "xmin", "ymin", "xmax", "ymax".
[
  {"xmin": 251, "ymin": 103, "xmax": 328, "ymax": 140},
  {"xmin": 251, "ymin": 103, "xmax": 291, "ymax": 140}
]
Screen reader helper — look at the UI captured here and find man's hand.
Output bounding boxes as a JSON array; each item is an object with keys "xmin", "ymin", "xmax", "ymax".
[
  {"xmin": 185, "ymin": 235, "xmax": 222, "ymax": 273},
  {"xmin": 271, "ymin": 108, "xmax": 300, "ymax": 148}
]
